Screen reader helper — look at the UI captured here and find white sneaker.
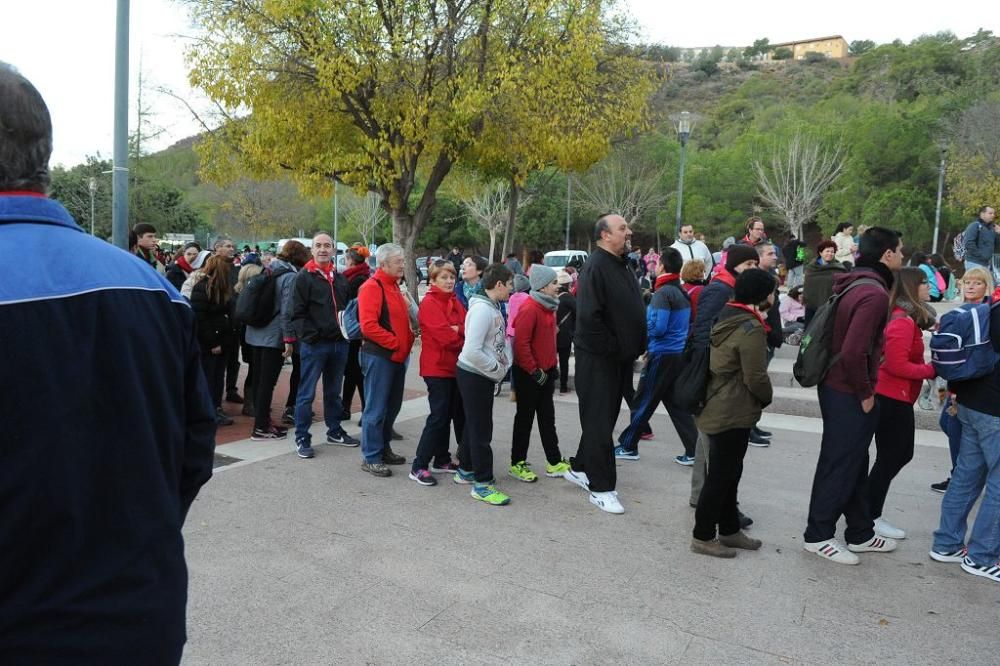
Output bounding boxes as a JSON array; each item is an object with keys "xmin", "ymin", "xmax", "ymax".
[
  {"xmin": 874, "ymin": 517, "xmax": 906, "ymax": 540},
  {"xmin": 589, "ymin": 491, "xmax": 624, "ymax": 514},
  {"xmin": 804, "ymin": 539, "xmax": 860, "ymax": 565},
  {"xmin": 563, "ymin": 468, "xmax": 589, "ymax": 491},
  {"xmin": 847, "ymin": 535, "xmax": 898, "ymax": 553}
]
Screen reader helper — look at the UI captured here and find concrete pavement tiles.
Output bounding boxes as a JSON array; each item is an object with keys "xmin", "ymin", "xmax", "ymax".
[{"xmin": 183, "ymin": 388, "xmax": 995, "ymax": 664}]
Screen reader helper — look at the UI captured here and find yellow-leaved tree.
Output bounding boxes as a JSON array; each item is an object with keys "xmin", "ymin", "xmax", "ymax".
[{"xmin": 185, "ymin": 0, "xmax": 654, "ymax": 289}]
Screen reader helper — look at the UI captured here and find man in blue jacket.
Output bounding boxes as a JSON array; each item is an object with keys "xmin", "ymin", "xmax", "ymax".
[
  {"xmin": 0, "ymin": 63, "xmax": 216, "ymax": 664},
  {"xmin": 962, "ymin": 206, "xmax": 998, "ymax": 271},
  {"xmin": 614, "ymin": 248, "xmax": 698, "ymax": 466}
]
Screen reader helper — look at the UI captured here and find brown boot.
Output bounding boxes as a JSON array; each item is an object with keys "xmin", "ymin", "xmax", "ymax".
[
  {"xmin": 719, "ymin": 531, "xmax": 762, "ymax": 550},
  {"xmin": 690, "ymin": 538, "xmax": 737, "ymax": 558}
]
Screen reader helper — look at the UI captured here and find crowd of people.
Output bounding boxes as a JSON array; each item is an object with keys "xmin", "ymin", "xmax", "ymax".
[{"xmin": 3, "ymin": 63, "xmax": 998, "ymax": 663}]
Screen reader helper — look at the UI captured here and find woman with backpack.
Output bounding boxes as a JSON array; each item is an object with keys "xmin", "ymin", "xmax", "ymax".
[
  {"xmin": 244, "ymin": 241, "xmax": 310, "ymax": 440},
  {"xmin": 911, "ymin": 252, "xmax": 945, "ymax": 302},
  {"xmin": 341, "ymin": 246, "xmax": 372, "ymax": 422},
  {"xmin": 191, "ymin": 255, "xmax": 235, "ymax": 426},
  {"xmin": 866, "ymin": 267, "xmax": 937, "ymax": 540}
]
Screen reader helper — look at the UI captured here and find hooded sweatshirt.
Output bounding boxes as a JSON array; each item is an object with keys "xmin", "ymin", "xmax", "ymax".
[{"xmin": 457, "ymin": 293, "xmax": 511, "ymax": 382}]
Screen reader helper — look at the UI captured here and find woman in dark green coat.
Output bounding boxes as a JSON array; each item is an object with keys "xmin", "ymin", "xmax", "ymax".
[
  {"xmin": 692, "ymin": 269, "xmax": 775, "ymax": 558},
  {"xmin": 802, "ymin": 240, "xmax": 846, "ymax": 326}
]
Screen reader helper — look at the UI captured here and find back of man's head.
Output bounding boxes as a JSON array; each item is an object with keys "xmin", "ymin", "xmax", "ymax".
[
  {"xmin": 0, "ymin": 62, "xmax": 52, "ymax": 194},
  {"xmin": 482, "ymin": 263, "xmax": 513, "ymax": 290},
  {"xmin": 858, "ymin": 226, "xmax": 901, "ymax": 264},
  {"xmin": 659, "ymin": 247, "xmax": 683, "ymax": 274}
]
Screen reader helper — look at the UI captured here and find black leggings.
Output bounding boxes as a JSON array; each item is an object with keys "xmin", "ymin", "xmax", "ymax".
[
  {"xmin": 694, "ymin": 428, "xmax": 750, "ymax": 541},
  {"xmin": 342, "ymin": 341, "xmax": 365, "ymax": 414},
  {"xmin": 867, "ymin": 394, "xmax": 915, "ymax": 519},
  {"xmin": 252, "ymin": 346, "xmax": 285, "ymax": 431},
  {"xmin": 511, "ymin": 366, "xmax": 562, "ymax": 466}
]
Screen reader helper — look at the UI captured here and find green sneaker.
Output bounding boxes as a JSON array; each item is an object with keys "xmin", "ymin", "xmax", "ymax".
[
  {"xmin": 508, "ymin": 460, "xmax": 538, "ymax": 483},
  {"xmin": 471, "ymin": 484, "xmax": 511, "ymax": 505},
  {"xmin": 545, "ymin": 459, "xmax": 571, "ymax": 477}
]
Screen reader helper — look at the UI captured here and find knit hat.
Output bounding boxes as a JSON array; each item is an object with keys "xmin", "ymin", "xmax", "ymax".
[
  {"xmin": 733, "ymin": 268, "xmax": 775, "ymax": 305},
  {"xmin": 556, "ymin": 270, "xmax": 572, "ymax": 285},
  {"xmin": 191, "ymin": 250, "xmax": 212, "ymax": 269},
  {"xmin": 725, "ymin": 244, "xmax": 759, "ymax": 272},
  {"xmin": 513, "ymin": 274, "xmax": 531, "ymax": 293},
  {"xmin": 528, "ymin": 265, "xmax": 557, "ymax": 291}
]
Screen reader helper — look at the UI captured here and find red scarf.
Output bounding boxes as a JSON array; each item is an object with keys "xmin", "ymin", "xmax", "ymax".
[
  {"xmin": 712, "ymin": 268, "xmax": 736, "ymax": 288},
  {"xmin": 175, "ymin": 255, "xmax": 194, "ymax": 274},
  {"xmin": 726, "ymin": 302, "xmax": 771, "ymax": 332},
  {"xmin": 0, "ymin": 190, "xmax": 46, "ymax": 197},
  {"xmin": 343, "ymin": 262, "xmax": 370, "ymax": 282},
  {"xmin": 304, "ymin": 258, "xmax": 334, "ymax": 280},
  {"xmin": 654, "ymin": 273, "xmax": 680, "ymax": 291}
]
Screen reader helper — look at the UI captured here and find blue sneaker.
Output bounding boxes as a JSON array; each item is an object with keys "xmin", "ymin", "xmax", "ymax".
[
  {"xmin": 296, "ymin": 442, "xmax": 315, "ymax": 459},
  {"xmin": 453, "ymin": 468, "xmax": 476, "ymax": 485},
  {"xmin": 614, "ymin": 445, "xmax": 639, "ymax": 461},
  {"xmin": 327, "ymin": 429, "xmax": 360, "ymax": 447},
  {"xmin": 674, "ymin": 454, "xmax": 695, "ymax": 466}
]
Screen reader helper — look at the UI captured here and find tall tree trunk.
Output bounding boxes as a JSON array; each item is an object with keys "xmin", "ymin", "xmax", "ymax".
[
  {"xmin": 392, "ymin": 210, "xmax": 422, "ymax": 300},
  {"xmin": 488, "ymin": 230, "xmax": 497, "ymax": 263},
  {"xmin": 501, "ymin": 175, "xmax": 519, "ymax": 259}
]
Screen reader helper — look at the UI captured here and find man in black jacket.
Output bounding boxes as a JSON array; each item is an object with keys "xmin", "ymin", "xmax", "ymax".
[
  {"xmin": 290, "ymin": 233, "xmax": 359, "ymax": 458},
  {"xmin": 564, "ymin": 214, "xmax": 647, "ymax": 514}
]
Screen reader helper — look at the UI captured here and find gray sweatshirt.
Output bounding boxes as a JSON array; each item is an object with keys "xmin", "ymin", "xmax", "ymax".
[{"xmin": 457, "ymin": 294, "xmax": 511, "ymax": 382}]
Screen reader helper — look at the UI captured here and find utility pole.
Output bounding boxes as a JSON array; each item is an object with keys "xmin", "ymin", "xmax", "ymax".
[
  {"xmin": 932, "ymin": 147, "xmax": 947, "ymax": 255},
  {"xmin": 565, "ymin": 176, "xmax": 572, "ymax": 250},
  {"xmin": 673, "ymin": 111, "xmax": 691, "ymax": 241},
  {"xmin": 111, "ymin": 0, "xmax": 130, "ymax": 249},
  {"xmin": 89, "ymin": 177, "xmax": 97, "ymax": 236}
]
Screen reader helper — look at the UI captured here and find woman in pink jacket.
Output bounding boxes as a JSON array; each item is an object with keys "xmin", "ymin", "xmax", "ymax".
[{"xmin": 867, "ymin": 267, "xmax": 937, "ymax": 541}]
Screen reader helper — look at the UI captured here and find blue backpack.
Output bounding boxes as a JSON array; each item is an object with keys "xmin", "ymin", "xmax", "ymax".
[
  {"xmin": 337, "ymin": 298, "xmax": 362, "ymax": 341},
  {"xmin": 930, "ymin": 302, "xmax": 1000, "ymax": 381}
]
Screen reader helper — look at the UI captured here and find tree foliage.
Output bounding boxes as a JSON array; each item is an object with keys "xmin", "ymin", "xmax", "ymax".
[
  {"xmin": 849, "ymin": 40, "xmax": 876, "ymax": 56},
  {"xmin": 185, "ymin": 0, "xmax": 654, "ymax": 291}
]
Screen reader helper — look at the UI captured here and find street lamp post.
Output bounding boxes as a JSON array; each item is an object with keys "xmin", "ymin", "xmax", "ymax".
[
  {"xmin": 673, "ymin": 111, "xmax": 691, "ymax": 242},
  {"xmin": 88, "ymin": 177, "xmax": 98, "ymax": 236},
  {"xmin": 932, "ymin": 146, "xmax": 947, "ymax": 255},
  {"xmin": 565, "ymin": 176, "xmax": 571, "ymax": 250}
]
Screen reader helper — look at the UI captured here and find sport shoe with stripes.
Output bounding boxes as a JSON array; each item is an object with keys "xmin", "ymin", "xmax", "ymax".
[
  {"xmin": 847, "ymin": 535, "xmax": 897, "ymax": 553},
  {"xmin": 803, "ymin": 539, "xmax": 860, "ymax": 565},
  {"xmin": 929, "ymin": 546, "xmax": 967, "ymax": 563},
  {"xmin": 960, "ymin": 556, "xmax": 1000, "ymax": 583}
]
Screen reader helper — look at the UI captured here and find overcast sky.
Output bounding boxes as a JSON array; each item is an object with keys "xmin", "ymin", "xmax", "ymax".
[{"xmin": 1, "ymin": 1, "xmax": 992, "ymax": 168}]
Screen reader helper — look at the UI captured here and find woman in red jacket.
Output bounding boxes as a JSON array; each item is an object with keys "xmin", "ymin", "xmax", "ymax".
[
  {"xmin": 867, "ymin": 267, "xmax": 937, "ymax": 540},
  {"xmin": 409, "ymin": 260, "xmax": 467, "ymax": 486}
]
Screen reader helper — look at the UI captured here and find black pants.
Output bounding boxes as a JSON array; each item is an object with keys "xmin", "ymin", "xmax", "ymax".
[
  {"xmin": 242, "ymin": 338, "xmax": 256, "ymax": 408},
  {"xmin": 868, "ymin": 394, "xmax": 915, "ymax": 519},
  {"xmin": 251, "ymin": 346, "xmax": 285, "ymax": 432},
  {"xmin": 284, "ymin": 352, "xmax": 300, "ymax": 410},
  {"xmin": 456, "ymin": 367, "xmax": 497, "ymax": 483},
  {"xmin": 693, "ymin": 428, "xmax": 750, "ymax": 540},
  {"xmin": 617, "ymin": 352, "xmax": 696, "ymax": 456},
  {"xmin": 412, "ymin": 376, "xmax": 464, "ymax": 472},
  {"xmin": 342, "ymin": 341, "xmax": 365, "ymax": 415},
  {"xmin": 511, "ymin": 366, "xmax": 562, "ymax": 466},
  {"xmin": 200, "ymin": 351, "xmax": 226, "ymax": 410},
  {"xmin": 572, "ymin": 351, "xmax": 634, "ymax": 493},
  {"xmin": 804, "ymin": 385, "xmax": 877, "ymax": 545},
  {"xmin": 558, "ymin": 346, "xmax": 572, "ymax": 391},
  {"xmin": 224, "ymin": 327, "xmax": 241, "ymax": 394}
]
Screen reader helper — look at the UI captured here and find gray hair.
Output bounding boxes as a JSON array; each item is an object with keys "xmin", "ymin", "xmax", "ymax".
[
  {"xmin": 211, "ymin": 235, "xmax": 233, "ymax": 251},
  {"xmin": 375, "ymin": 243, "xmax": 405, "ymax": 266}
]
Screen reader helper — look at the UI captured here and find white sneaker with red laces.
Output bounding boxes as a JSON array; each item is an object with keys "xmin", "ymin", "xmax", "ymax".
[
  {"xmin": 847, "ymin": 535, "xmax": 898, "ymax": 553},
  {"xmin": 804, "ymin": 539, "xmax": 860, "ymax": 565}
]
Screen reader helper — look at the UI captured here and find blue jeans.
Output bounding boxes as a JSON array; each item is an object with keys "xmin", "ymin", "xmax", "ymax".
[
  {"xmin": 360, "ymin": 352, "xmax": 407, "ymax": 463},
  {"xmin": 933, "ymin": 405, "xmax": 1000, "ymax": 567},
  {"xmin": 295, "ymin": 340, "xmax": 349, "ymax": 443}
]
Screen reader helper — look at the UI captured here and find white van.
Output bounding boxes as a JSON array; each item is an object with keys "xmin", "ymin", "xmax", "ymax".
[{"xmin": 543, "ymin": 250, "xmax": 588, "ymax": 268}]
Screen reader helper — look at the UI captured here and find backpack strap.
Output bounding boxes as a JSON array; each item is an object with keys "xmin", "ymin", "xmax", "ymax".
[{"xmin": 825, "ymin": 278, "xmax": 884, "ymax": 370}]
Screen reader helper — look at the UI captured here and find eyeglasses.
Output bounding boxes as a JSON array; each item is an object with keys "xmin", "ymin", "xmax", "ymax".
[{"xmin": 920, "ymin": 280, "xmax": 929, "ymax": 285}]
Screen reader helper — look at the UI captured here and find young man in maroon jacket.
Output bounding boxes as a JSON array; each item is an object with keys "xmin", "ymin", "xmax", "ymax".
[{"xmin": 803, "ymin": 226, "xmax": 904, "ymax": 565}]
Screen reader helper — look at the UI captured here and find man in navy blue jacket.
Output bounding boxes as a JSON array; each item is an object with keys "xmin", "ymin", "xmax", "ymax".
[{"xmin": 0, "ymin": 63, "xmax": 216, "ymax": 664}]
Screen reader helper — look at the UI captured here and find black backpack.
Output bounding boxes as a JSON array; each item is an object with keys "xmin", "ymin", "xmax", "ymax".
[
  {"xmin": 793, "ymin": 278, "xmax": 880, "ymax": 387},
  {"xmin": 234, "ymin": 266, "xmax": 291, "ymax": 327}
]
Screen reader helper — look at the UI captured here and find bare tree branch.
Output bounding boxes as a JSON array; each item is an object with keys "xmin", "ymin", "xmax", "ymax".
[{"xmin": 460, "ymin": 180, "xmax": 531, "ymax": 262}]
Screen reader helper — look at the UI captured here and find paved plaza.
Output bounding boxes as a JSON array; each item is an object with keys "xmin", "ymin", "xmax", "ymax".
[{"xmin": 182, "ymin": 345, "xmax": 997, "ymax": 665}]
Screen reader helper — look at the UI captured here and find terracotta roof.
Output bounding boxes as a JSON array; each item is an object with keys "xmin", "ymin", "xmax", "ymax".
[{"xmin": 769, "ymin": 36, "xmax": 846, "ymax": 48}]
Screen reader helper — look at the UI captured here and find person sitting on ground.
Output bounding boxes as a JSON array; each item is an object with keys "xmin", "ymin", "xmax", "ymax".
[
  {"xmin": 802, "ymin": 240, "xmax": 846, "ymax": 327},
  {"xmin": 780, "ymin": 286, "xmax": 806, "ymax": 327},
  {"xmin": 455, "ymin": 263, "xmax": 514, "ymax": 505},
  {"xmin": 691, "ymin": 268, "xmax": 775, "ymax": 558},
  {"xmin": 166, "ymin": 241, "xmax": 202, "ymax": 290},
  {"xmin": 832, "ymin": 222, "xmax": 857, "ymax": 268},
  {"xmin": 509, "ymin": 265, "xmax": 571, "ymax": 483}
]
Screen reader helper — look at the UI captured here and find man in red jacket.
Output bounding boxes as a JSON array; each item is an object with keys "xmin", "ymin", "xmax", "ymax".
[
  {"xmin": 357, "ymin": 243, "xmax": 416, "ymax": 477},
  {"xmin": 803, "ymin": 226, "xmax": 904, "ymax": 565}
]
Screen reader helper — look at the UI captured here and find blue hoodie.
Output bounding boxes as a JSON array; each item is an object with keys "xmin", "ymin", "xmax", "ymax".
[{"xmin": 647, "ymin": 274, "xmax": 691, "ymax": 355}]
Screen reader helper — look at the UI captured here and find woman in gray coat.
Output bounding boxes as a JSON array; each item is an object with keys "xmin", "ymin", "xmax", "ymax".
[{"xmin": 245, "ymin": 240, "xmax": 311, "ymax": 439}]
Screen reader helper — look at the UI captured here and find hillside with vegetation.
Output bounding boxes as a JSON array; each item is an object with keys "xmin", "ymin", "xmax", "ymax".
[{"xmin": 51, "ymin": 29, "xmax": 1000, "ymax": 260}]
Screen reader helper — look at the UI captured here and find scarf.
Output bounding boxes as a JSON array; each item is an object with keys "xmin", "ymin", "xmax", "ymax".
[
  {"xmin": 711, "ymin": 268, "xmax": 736, "ymax": 288},
  {"xmin": 175, "ymin": 255, "xmax": 194, "ymax": 274},
  {"xmin": 726, "ymin": 302, "xmax": 771, "ymax": 332},
  {"xmin": 343, "ymin": 262, "xmax": 370, "ymax": 282},
  {"xmin": 463, "ymin": 279, "xmax": 482, "ymax": 302},
  {"xmin": 136, "ymin": 247, "xmax": 158, "ymax": 268},
  {"xmin": 529, "ymin": 290, "xmax": 559, "ymax": 311},
  {"xmin": 894, "ymin": 299, "xmax": 937, "ymax": 330},
  {"xmin": 855, "ymin": 258, "xmax": 895, "ymax": 291},
  {"xmin": 654, "ymin": 273, "xmax": 680, "ymax": 291}
]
